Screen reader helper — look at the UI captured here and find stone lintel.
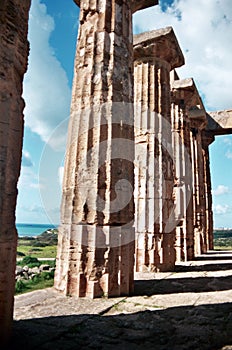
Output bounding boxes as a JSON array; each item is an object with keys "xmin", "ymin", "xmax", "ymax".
[
  {"xmin": 132, "ymin": 0, "xmax": 159, "ymax": 13},
  {"xmin": 206, "ymin": 109, "xmax": 232, "ymax": 135},
  {"xmin": 133, "ymin": 26, "xmax": 185, "ymax": 70},
  {"xmin": 172, "ymin": 78, "xmax": 207, "ymax": 128},
  {"xmin": 73, "ymin": 0, "xmax": 158, "ymax": 13}
]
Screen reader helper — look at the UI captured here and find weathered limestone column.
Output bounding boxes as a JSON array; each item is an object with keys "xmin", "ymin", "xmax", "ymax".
[
  {"xmin": 134, "ymin": 27, "xmax": 184, "ymax": 272},
  {"xmin": 171, "ymin": 77, "xmax": 198, "ymax": 261},
  {"xmin": 188, "ymin": 95, "xmax": 207, "ymax": 256},
  {"xmin": 171, "ymin": 78, "xmax": 208, "ymax": 258},
  {"xmin": 191, "ymin": 129, "xmax": 206, "ymax": 255},
  {"xmin": 55, "ymin": 0, "xmax": 158, "ymax": 298},
  {"xmin": 0, "ymin": 0, "xmax": 31, "ymax": 343},
  {"xmin": 202, "ymin": 130, "xmax": 214, "ymax": 250}
]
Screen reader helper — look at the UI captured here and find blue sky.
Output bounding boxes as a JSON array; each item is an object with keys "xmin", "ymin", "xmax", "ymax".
[{"xmin": 16, "ymin": 0, "xmax": 232, "ymax": 228}]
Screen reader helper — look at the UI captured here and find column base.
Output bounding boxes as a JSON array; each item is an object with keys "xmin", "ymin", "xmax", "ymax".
[{"xmin": 54, "ymin": 224, "xmax": 135, "ymax": 298}]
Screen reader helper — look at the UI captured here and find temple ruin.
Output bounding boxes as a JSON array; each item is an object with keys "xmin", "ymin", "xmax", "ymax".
[{"xmin": 1, "ymin": 0, "xmax": 232, "ymax": 345}]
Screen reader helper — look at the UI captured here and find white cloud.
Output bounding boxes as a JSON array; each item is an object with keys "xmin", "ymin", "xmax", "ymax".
[
  {"xmin": 214, "ymin": 204, "xmax": 230, "ymax": 215},
  {"xmin": 22, "ymin": 150, "xmax": 33, "ymax": 167},
  {"xmin": 18, "ymin": 166, "xmax": 43, "ymax": 191},
  {"xmin": 58, "ymin": 166, "xmax": 64, "ymax": 188},
  {"xmin": 223, "ymin": 137, "xmax": 232, "ymax": 145},
  {"xmin": 226, "ymin": 150, "xmax": 232, "ymax": 159},
  {"xmin": 23, "ymin": 0, "xmax": 71, "ymax": 151},
  {"xmin": 133, "ymin": 0, "xmax": 232, "ymax": 111},
  {"xmin": 213, "ymin": 185, "xmax": 229, "ymax": 196}
]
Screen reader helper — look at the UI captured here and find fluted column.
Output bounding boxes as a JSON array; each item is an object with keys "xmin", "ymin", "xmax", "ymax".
[
  {"xmin": 189, "ymin": 112, "xmax": 207, "ymax": 255},
  {"xmin": 54, "ymin": 0, "xmax": 157, "ymax": 298},
  {"xmin": 171, "ymin": 81, "xmax": 194, "ymax": 261},
  {"xmin": 0, "ymin": 0, "xmax": 31, "ymax": 343},
  {"xmin": 171, "ymin": 78, "xmax": 208, "ymax": 260},
  {"xmin": 134, "ymin": 27, "xmax": 184, "ymax": 272},
  {"xmin": 202, "ymin": 131, "xmax": 214, "ymax": 250}
]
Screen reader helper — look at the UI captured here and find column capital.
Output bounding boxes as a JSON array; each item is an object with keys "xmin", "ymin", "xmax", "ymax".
[
  {"xmin": 133, "ymin": 26, "xmax": 184, "ymax": 70},
  {"xmin": 172, "ymin": 78, "xmax": 207, "ymax": 129},
  {"xmin": 73, "ymin": 0, "xmax": 158, "ymax": 13}
]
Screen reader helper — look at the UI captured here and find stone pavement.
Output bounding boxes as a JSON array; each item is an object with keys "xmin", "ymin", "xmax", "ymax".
[{"xmin": 9, "ymin": 251, "xmax": 232, "ymax": 349}]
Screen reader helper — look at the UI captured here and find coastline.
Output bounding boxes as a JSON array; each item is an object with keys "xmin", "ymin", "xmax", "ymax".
[{"xmin": 16, "ymin": 223, "xmax": 58, "ymax": 237}]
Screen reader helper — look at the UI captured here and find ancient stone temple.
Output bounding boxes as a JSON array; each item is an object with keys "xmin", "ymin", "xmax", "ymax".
[
  {"xmin": 54, "ymin": 0, "xmax": 158, "ymax": 298},
  {"xmin": 0, "ymin": 0, "xmax": 31, "ymax": 343},
  {"xmin": 1, "ymin": 0, "xmax": 232, "ymax": 345},
  {"xmin": 133, "ymin": 27, "xmax": 184, "ymax": 272}
]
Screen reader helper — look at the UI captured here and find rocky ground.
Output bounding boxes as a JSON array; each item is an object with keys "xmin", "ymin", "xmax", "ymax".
[{"xmin": 9, "ymin": 250, "xmax": 232, "ymax": 350}]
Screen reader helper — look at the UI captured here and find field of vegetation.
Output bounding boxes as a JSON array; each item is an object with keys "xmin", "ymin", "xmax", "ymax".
[
  {"xmin": 17, "ymin": 229, "xmax": 58, "ymax": 259},
  {"xmin": 15, "ymin": 256, "xmax": 55, "ymax": 295},
  {"xmin": 16, "ymin": 230, "xmax": 57, "ymax": 294},
  {"xmin": 213, "ymin": 229, "xmax": 232, "ymax": 250}
]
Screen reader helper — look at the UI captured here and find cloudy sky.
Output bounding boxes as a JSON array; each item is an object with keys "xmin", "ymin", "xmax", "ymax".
[{"xmin": 16, "ymin": 0, "xmax": 232, "ymax": 228}]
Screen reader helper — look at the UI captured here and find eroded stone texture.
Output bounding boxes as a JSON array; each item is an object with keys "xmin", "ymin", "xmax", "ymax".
[
  {"xmin": 0, "ymin": 0, "xmax": 31, "ymax": 343},
  {"xmin": 73, "ymin": 0, "xmax": 159, "ymax": 13},
  {"xmin": 55, "ymin": 0, "xmax": 157, "ymax": 298},
  {"xmin": 202, "ymin": 131, "xmax": 214, "ymax": 251},
  {"xmin": 171, "ymin": 76, "xmax": 195, "ymax": 262},
  {"xmin": 133, "ymin": 27, "xmax": 184, "ymax": 272},
  {"xmin": 171, "ymin": 77, "xmax": 216, "ymax": 260},
  {"xmin": 172, "ymin": 78, "xmax": 208, "ymax": 256},
  {"xmin": 207, "ymin": 109, "xmax": 232, "ymax": 135}
]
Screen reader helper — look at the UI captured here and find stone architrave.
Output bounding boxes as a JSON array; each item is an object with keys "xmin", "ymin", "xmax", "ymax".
[
  {"xmin": 0, "ymin": 0, "xmax": 31, "ymax": 343},
  {"xmin": 54, "ymin": 0, "xmax": 158, "ymax": 298},
  {"xmin": 206, "ymin": 109, "xmax": 232, "ymax": 135},
  {"xmin": 133, "ymin": 27, "xmax": 184, "ymax": 272}
]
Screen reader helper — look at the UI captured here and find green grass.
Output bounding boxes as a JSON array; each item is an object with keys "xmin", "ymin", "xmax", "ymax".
[
  {"xmin": 17, "ymin": 256, "xmax": 56, "ymax": 268},
  {"xmin": 15, "ymin": 231, "xmax": 58, "ymax": 294},
  {"xmin": 17, "ymin": 231, "xmax": 57, "ymax": 258},
  {"xmin": 15, "ymin": 271, "xmax": 55, "ymax": 295},
  {"xmin": 17, "ymin": 244, "xmax": 57, "ymax": 258},
  {"xmin": 213, "ymin": 230, "xmax": 232, "ymax": 250}
]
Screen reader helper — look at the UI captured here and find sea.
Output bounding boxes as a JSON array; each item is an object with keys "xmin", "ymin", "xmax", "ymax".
[{"xmin": 16, "ymin": 223, "xmax": 58, "ymax": 237}]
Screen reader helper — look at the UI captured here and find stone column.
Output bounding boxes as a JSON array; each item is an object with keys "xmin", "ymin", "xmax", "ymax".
[
  {"xmin": 171, "ymin": 79, "xmax": 194, "ymax": 262},
  {"xmin": 133, "ymin": 27, "xmax": 184, "ymax": 272},
  {"xmin": 202, "ymin": 130, "xmax": 214, "ymax": 250},
  {"xmin": 171, "ymin": 78, "xmax": 208, "ymax": 260},
  {"xmin": 0, "ymin": 0, "xmax": 31, "ymax": 343},
  {"xmin": 54, "ymin": 0, "xmax": 158, "ymax": 298},
  {"xmin": 189, "ymin": 108, "xmax": 207, "ymax": 256}
]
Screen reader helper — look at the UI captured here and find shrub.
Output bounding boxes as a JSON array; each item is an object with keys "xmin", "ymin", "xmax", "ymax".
[
  {"xmin": 31, "ymin": 241, "xmax": 47, "ymax": 247},
  {"xmin": 17, "ymin": 251, "xmax": 25, "ymax": 257},
  {"xmin": 41, "ymin": 270, "xmax": 55, "ymax": 280},
  {"xmin": 20, "ymin": 256, "xmax": 40, "ymax": 268},
  {"xmin": 22, "ymin": 256, "xmax": 39, "ymax": 264},
  {"xmin": 15, "ymin": 280, "xmax": 27, "ymax": 293}
]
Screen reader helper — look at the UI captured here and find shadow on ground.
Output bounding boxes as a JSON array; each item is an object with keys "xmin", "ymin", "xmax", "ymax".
[
  {"xmin": 134, "ymin": 275, "xmax": 232, "ymax": 296},
  {"xmin": 175, "ymin": 263, "xmax": 232, "ymax": 272},
  {"xmin": 10, "ymin": 302, "xmax": 232, "ymax": 350}
]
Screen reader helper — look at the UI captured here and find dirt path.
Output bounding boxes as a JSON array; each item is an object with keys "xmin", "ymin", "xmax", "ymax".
[{"xmin": 10, "ymin": 250, "xmax": 232, "ymax": 349}]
